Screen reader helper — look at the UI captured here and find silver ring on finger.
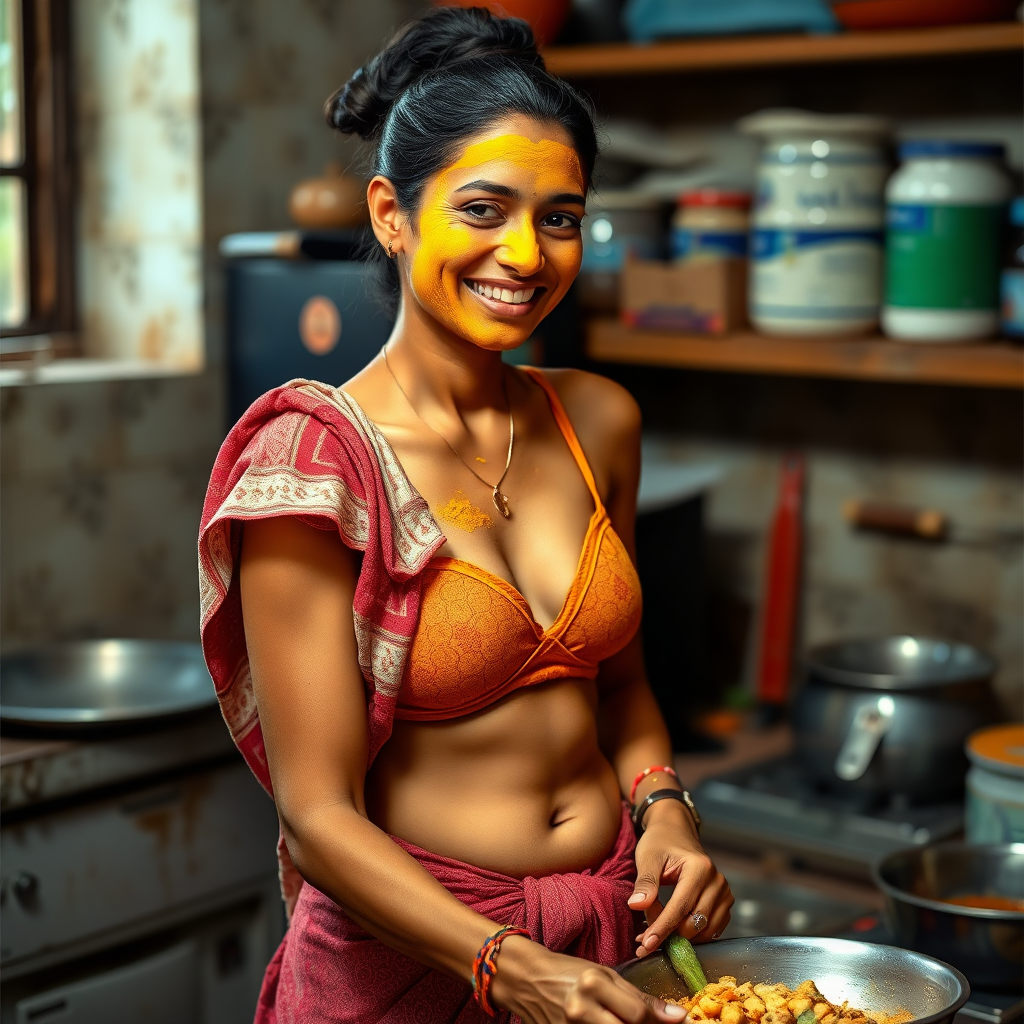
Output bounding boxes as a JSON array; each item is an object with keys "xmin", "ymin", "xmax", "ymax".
[{"xmin": 691, "ymin": 912, "xmax": 708, "ymax": 933}]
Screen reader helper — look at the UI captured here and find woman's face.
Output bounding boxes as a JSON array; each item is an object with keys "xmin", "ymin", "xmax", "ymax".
[{"xmin": 404, "ymin": 115, "xmax": 586, "ymax": 351}]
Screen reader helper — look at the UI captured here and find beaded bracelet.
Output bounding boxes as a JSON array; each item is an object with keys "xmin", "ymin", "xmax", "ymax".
[
  {"xmin": 471, "ymin": 924, "xmax": 531, "ymax": 1017},
  {"xmin": 629, "ymin": 764, "xmax": 679, "ymax": 805}
]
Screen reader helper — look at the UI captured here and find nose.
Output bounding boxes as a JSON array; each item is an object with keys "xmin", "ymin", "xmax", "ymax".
[{"xmin": 495, "ymin": 218, "xmax": 544, "ymax": 276}]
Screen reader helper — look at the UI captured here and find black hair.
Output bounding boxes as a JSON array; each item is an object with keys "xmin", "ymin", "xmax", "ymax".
[{"xmin": 324, "ymin": 6, "xmax": 598, "ymax": 316}]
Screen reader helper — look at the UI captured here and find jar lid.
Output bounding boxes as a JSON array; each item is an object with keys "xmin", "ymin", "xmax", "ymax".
[
  {"xmin": 679, "ymin": 190, "xmax": 751, "ymax": 209},
  {"xmin": 899, "ymin": 140, "xmax": 1006, "ymax": 160},
  {"xmin": 966, "ymin": 724, "xmax": 1024, "ymax": 778}
]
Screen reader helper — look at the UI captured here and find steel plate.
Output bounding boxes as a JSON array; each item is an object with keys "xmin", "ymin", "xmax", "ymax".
[{"xmin": 0, "ymin": 640, "xmax": 218, "ymax": 729}]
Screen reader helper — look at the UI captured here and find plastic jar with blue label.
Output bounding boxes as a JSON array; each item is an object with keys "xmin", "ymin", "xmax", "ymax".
[
  {"xmin": 671, "ymin": 190, "xmax": 750, "ymax": 262},
  {"xmin": 883, "ymin": 141, "xmax": 1011, "ymax": 342},
  {"xmin": 1001, "ymin": 196, "xmax": 1024, "ymax": 339},
  {"xmin": 740, "ymin": 111, "xmax": 890, "ymax": 336}
]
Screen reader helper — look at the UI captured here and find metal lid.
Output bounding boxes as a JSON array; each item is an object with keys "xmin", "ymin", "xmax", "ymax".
[
  {"xmin": 898, "ymin": 140, "xmax": 1006, "ymax": 160},
  {"xmin": 805, "ymin": 635, "xmax": 997, "ymax": 691},
  {"xmin": 966, "ymin": 724, "xmax": 1024, "ymax": 778}
]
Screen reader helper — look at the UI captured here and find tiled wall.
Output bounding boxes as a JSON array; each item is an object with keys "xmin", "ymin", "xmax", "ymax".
[{"xmin": 0, "ymin": 0, "xmax": 421, "ymax": 649}]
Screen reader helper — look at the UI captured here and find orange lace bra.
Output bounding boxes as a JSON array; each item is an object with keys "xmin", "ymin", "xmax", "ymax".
[{"xmin": 395, "ymin": 368, "xmax": 642, "ymax": 722}]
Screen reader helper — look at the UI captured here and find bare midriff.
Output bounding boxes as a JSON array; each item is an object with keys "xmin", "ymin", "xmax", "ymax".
[{"xmin": 364, "ymin": 677, "xmax": 623, "ymax": 879}]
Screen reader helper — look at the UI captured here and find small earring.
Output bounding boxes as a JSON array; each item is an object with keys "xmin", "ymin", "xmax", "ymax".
[{"xmin": 386, "ymin": 239, "xmax": 396, "ymax": 259}]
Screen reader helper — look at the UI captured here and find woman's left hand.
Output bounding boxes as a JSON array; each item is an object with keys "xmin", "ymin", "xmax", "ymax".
[{"xmin": 627, "ymin": 798, "xmax": 734, "ymax": 958}]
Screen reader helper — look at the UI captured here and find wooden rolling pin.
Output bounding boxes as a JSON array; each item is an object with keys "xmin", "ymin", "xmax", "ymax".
[{"xmin": 843, "ymin": 500, "xmax": 947, "ymax": 540}]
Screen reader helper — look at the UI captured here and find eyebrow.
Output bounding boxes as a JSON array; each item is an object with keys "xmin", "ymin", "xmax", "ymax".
[{"xmin": 453, "ymin": 180, "xmax": 586, "ymax": 206}]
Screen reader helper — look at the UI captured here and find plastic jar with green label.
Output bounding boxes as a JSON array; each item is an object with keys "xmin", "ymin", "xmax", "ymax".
[{"xmin": 883, "ymin": 141, "xmax": 1011, "ymax": 342}]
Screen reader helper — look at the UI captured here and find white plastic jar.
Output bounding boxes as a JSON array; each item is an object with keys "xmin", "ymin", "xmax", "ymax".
[
  {"xmin": 740, "ymin": 111, "xmax": 890, "ymax": 336},
  {"xmin": 883, "ymin": 141, "xmax": 1012, "ymax": 342}
]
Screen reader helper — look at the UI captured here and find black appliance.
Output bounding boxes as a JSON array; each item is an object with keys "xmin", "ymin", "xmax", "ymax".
[{"xmin": 224, "ymin": 233, "xmax": 393, "ymax": 423}]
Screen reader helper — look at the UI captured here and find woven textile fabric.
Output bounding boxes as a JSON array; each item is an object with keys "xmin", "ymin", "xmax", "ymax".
[
  {"xmin": 255, "ymin": 805, "xmax": 638, "ymax": 1024},
  {"xmin": 198, "ymin": 378, "xmax": 443, "ymax": 911}
]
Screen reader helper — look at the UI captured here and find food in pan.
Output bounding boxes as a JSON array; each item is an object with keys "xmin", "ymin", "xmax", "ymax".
[
  {"xmin": 668, "ymin": 976, "xmax": 913, "ymax": 1024},
  {"xmin": 939, "ymin": 893, "xmax": 1024, "ymax": 912}
]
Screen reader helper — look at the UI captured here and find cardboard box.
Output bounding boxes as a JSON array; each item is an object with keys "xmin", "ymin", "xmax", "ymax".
[{"xmin": 620, "ymin": 256, "xmax": 747, "ymax": 334}]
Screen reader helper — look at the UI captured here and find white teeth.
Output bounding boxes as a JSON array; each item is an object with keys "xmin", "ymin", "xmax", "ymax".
[{"xmin": 468, "ymin": 282, "xmax": 536, "ymax": 304}]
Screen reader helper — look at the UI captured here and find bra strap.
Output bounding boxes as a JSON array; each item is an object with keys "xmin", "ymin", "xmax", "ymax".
[{"xmin": 521, "ymin": 367, "xmax": 603, "ymax": 509}]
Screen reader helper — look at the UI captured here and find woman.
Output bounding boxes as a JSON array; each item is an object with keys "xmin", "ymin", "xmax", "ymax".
[{"xmin": 199, "ymin": 9, "xmax": 733, "ymax": 1023}]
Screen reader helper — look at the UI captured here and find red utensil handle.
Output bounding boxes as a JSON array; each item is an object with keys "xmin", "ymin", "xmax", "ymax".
[{"xmin": 756, "ymin": 453, "xmax": 805, "ymax": 706}]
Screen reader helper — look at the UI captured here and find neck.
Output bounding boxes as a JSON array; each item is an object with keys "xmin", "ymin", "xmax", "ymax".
[{"xmin": 383, "ymin": 291, "xmax": 511, "ymax": 417}]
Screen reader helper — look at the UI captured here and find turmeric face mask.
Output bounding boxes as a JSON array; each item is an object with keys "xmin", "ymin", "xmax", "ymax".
[{"xmin": 408, "ymin": 129, "xmax": 586, "ymax": 350}]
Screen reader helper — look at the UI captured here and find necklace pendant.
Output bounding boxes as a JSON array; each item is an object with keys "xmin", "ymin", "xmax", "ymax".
[{"xmin": 492, "ymin": 486, "xmax": 511, "ymax": 519}]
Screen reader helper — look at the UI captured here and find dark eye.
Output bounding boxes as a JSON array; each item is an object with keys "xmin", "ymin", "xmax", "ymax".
[
  {"xmin": 542, "ymin": 212, "xmax": 581, "ymax": 230},
  {"xmin": 464, "ymin": 202, "xmax": 501, "ymax": 221}
]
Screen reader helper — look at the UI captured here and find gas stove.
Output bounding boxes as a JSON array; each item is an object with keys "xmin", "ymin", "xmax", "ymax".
[{"xmin": 693, "ymin": 754, "xmax": 964, "ymax": 876}]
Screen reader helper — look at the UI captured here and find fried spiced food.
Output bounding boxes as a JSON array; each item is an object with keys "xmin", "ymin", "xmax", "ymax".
[{"xmin": 668, "ymin": 976, "xmax": 912, "ymax": 1024}]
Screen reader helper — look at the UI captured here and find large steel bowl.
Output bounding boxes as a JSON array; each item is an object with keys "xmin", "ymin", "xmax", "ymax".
[
  {"xmin": 618, "ymin": 936, "xmax": 969, "ymax": 1024},
  {"xmin": 873, "ymin": 841, "xmax": 1024, "ymax": 991},
  {"xmin": 0, "ymin": 640, "xmax": 218, "ymax": 731}
]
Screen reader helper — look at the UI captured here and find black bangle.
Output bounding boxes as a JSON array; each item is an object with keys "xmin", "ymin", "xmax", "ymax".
[{"xmin": 631, "ymin": 788, "xmax": 701, "ymax": 836}]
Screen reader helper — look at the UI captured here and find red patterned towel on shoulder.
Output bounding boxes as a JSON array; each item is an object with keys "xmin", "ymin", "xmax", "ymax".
[{"xmin": 198, "ymin": 379, "xmax": 444, "ymax": 913}]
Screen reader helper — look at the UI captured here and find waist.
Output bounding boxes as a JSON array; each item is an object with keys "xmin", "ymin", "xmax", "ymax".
[{"xmin": 366, "ymin": 679, "xmax": 625, "ymax": 877}]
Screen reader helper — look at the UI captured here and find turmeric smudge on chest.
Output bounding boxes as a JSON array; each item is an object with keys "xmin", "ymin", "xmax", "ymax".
[{"xmin": 434, "ymin": 490, "xmax": 493, "ymax": 532}]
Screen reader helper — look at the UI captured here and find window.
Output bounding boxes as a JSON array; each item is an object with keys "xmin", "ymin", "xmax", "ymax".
[{"xmin": 1, "ymin": 0, "xmax": 74, "ymax": 345}]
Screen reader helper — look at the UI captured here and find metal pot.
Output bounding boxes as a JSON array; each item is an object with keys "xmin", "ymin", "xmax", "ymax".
[
  {"xmin": 617, "ymin": 936, "xmax": 970, "ymax": 1024},
  {"xmin": 791, "ymin": 636, "xmax": 999, "ymax": 802},
  {"xmin": 873, "ymin": 841, "xmax": 1024, "ymax": 991}
]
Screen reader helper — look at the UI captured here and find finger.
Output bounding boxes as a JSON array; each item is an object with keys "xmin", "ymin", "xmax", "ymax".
[
  {"xmin": 609, "ymin": 976, "xmax": 689, "ymax": 1023},
  {"xmin": 678, "ymin": 877, "xmax": 731, "ymax": 943},
  {"xmin": 628, "ymin": 859, "xmax": 665, "ymax": 912},
  {"xmin": 639, "ymin": 864, "xmax": 713, "ymax": 952},
  {"xmin": 637, "ymin": 988, "xmax": 690, "ymax": 1022},
  {"xmin": 699, "ymin": 890, "xmax": 734, "ymax": 943},
  {"xmin": 636, "ymin": 897, "xmax": 664, "ymax": 956}
]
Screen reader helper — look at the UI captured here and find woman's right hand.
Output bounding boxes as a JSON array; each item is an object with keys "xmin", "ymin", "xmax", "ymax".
[{"xmin": 491, "ymin": 937, "xmax": 688, "ymax": 1024}]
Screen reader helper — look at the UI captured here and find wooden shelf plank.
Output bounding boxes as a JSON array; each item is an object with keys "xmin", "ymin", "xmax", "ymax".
[
  {"xmin": 585, "ymin": 319, "xmax": 1024, "ymax": 389},
  {"xmin": 544, "ymin": 22, "xmax": 1023, "ymax": 77}
]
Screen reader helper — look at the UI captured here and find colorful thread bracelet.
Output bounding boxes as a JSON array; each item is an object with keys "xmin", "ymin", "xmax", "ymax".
[
  {"xmin": 471, "ymin": 924, "xmax": 531, "ymax": 1017},
  {"xmin": 629, "ymin": 764, "xmax": 679, "ymax": 805}
]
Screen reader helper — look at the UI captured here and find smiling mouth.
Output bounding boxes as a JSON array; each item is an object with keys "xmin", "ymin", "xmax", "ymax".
[{"xmin": 464, "ymin": 279, "xmax": 544, "ymax": 317}]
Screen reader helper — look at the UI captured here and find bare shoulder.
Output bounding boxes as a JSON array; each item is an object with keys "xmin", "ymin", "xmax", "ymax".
[
  {"xmin": 534, "ymin": 367, "xmax": 641, "ymax": 446},
  {"xmin": 531, "ymin": 368, "xmax": 641, "ymax": 503}
]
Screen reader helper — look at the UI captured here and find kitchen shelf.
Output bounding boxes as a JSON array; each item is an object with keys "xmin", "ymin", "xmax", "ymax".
[
  {"xmin": 585, "ymin": 319, "xmax": 1024, "ymax": 389},
  {"xmin": 543, "ymin": 21, "xmax": 1023, "ymax": 77}
]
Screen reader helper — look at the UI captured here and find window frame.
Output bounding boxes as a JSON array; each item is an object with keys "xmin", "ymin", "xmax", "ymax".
[{"xmin": 1, "ymin": 0, "xmax": 75, "ymax": 347}]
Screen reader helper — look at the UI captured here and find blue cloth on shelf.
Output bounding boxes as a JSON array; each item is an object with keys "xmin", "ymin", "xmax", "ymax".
[{"xmin": 623, "ymin": 0, "xmax": 838, "ymax": 43}]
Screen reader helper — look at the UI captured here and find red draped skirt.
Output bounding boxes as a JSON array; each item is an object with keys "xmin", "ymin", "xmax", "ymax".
[{"xmin": 255, "ymin": 804, "xmax": 638, "ymax": 1024}]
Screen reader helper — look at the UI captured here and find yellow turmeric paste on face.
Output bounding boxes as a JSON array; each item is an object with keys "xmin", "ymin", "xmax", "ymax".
[{"xmin": 434, "ymin": 490, "xmax": 493, "ymax": 532}]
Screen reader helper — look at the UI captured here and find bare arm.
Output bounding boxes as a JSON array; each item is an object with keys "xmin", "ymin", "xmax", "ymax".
[
  {"xmin": 560, "ymin": 373, "xmax": 733, "ymax": 954},
  {"xmin": 240, "ymin": 514, "xmax": 684, "ymax": 1023}
]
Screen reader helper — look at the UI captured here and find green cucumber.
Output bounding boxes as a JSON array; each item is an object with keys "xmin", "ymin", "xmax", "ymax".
[
  {"xmin": 797, "ymin": 1012, "xmax": 818, "ymax": 1024},
  {"xmin": 663, "ymin": 933, "xmax": 708, "ymax": 994}
]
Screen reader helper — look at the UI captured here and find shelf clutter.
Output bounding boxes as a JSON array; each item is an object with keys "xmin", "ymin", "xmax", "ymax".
[
  {"xmin": 585, "ymin": 318, "xmax": 1024, "ymax": 390},
  {"xmin": 543, "ymin": 21, "xmax": 1023, "ymax": 77}
]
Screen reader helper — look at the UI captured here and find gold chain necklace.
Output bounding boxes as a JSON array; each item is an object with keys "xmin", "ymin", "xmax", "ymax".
[{"xmin": 380, "ymin": 345, "xmax": 514, "ymax": 519}]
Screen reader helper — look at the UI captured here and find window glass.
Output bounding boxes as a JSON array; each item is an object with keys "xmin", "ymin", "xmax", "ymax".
[
  {"xmin": 0, "ymin": 0, "xmax": 23, "ymax": 166},
  {"xmin": 0, "ymin": 176, "xmax": 27, "ymax": 326}
]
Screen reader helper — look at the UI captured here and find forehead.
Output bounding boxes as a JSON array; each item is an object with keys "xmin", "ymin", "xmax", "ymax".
[{"xmin": 439, "ymin": 119, "xmax": 584, "ymax": 189}]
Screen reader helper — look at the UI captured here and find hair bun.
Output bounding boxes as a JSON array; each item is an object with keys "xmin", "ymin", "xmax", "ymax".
[{"xmin": 325, "ymin": 7, "xmax": 541, "ymax": 140}]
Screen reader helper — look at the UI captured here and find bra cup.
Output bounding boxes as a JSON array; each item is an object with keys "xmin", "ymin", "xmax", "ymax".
[{"xmin": 396, "ymin": 525, "xmax": 642, "ymax": 721}]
